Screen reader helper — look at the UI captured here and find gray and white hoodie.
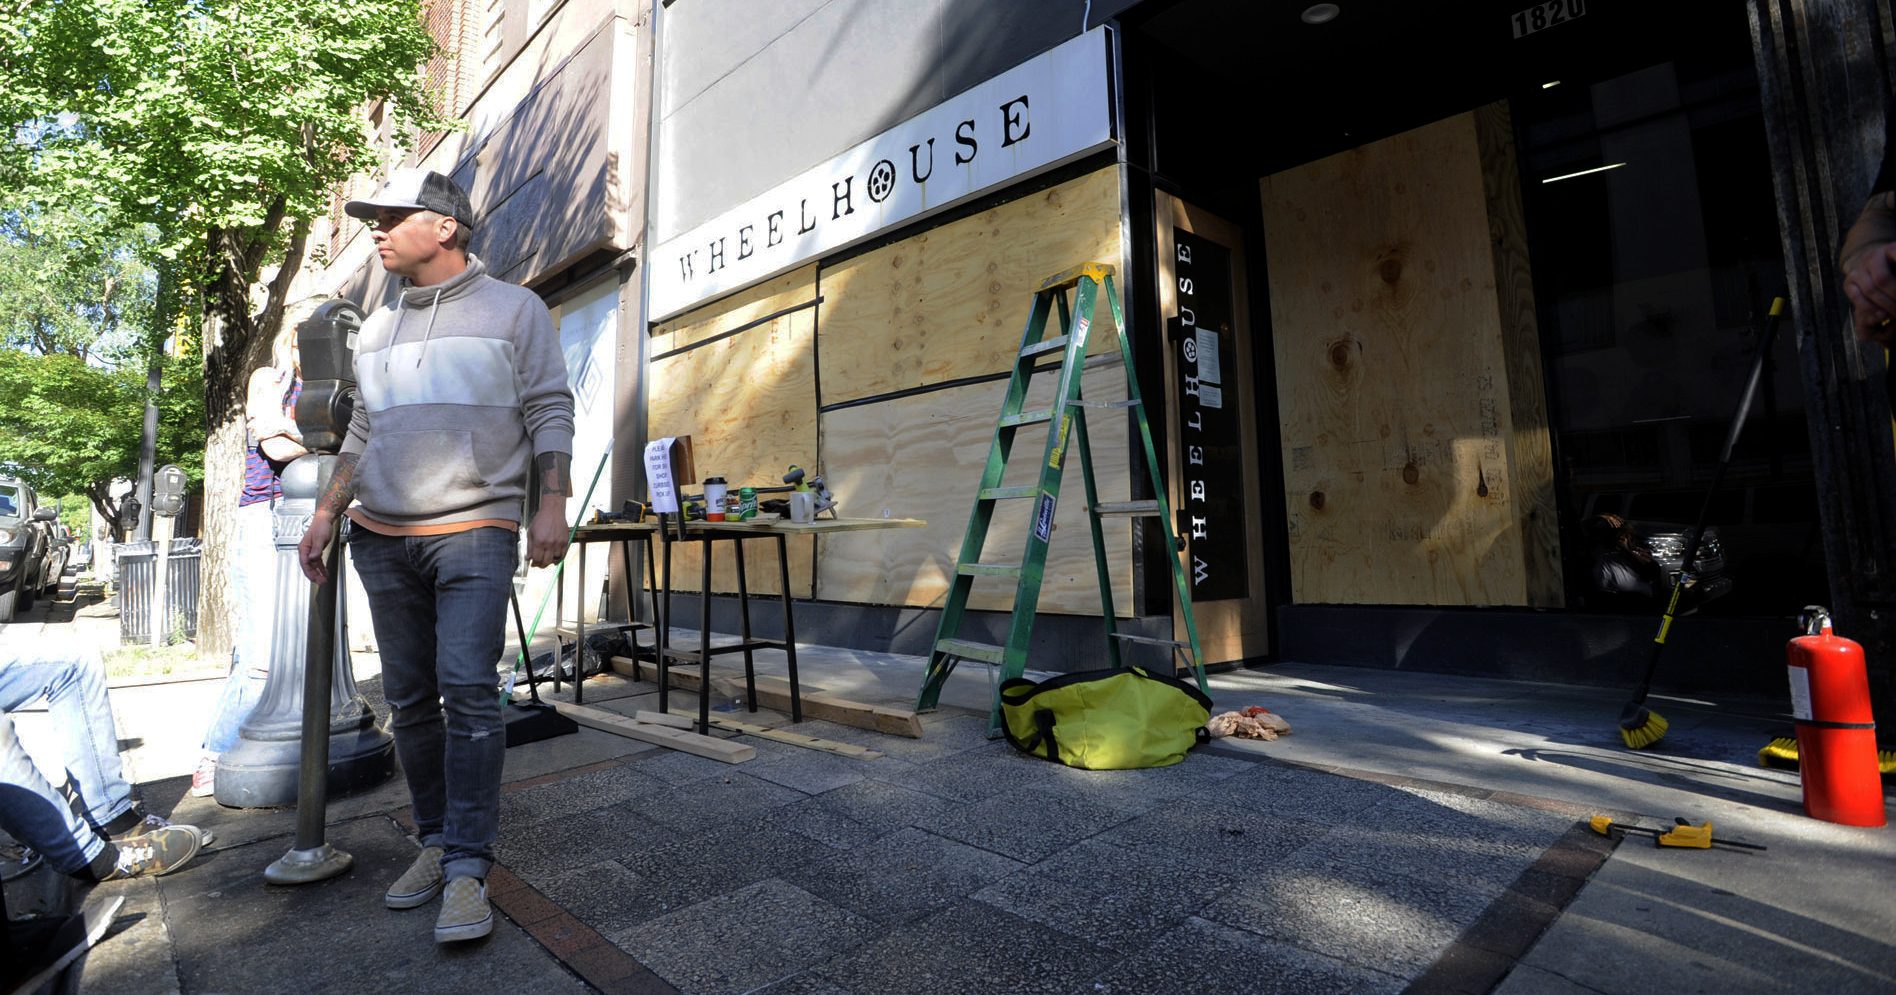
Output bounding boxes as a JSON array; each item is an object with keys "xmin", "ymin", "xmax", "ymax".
[{"xmin": 340, "ymin": 256, "xmax": 575, "ymax": 528}]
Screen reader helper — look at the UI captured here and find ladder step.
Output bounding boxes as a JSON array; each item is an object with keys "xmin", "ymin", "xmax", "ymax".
[
  {"xmin": 1110, "ymin": 632, "xmax": 1190, "ymax": 649},
  {"xmin": 979, "ymin": 485, "xmax": 1037, "ymax": 501},
  {"xmin": 1094, "ymin": 500, "xmax": 1160, "ymax": 517},
  {"xmin": 936, "ymin": 638, "xmax": 1006, "ymax": 665},
  {"xmin": 958, "ymin": 562, "xmax": 1022, "ymax": 578},
  {"xmin": 1020, "ymin": 335, "xmax": 1069, "ymax": 359},
  {"xmin": 1074, "ymin": 398, "xmax": 1140, "ymax": 409},
  {"xmin": 1000, "ymin": 409, "xmax": 1052, "ymax": 428}
]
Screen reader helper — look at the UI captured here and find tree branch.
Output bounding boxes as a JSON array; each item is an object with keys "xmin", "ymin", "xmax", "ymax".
[{"xmin": 253, "ymin": 215, "xmax": 311, "ymax": 350}]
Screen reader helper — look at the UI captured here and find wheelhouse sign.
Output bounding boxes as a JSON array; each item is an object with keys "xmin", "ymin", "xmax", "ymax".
[{"xmin": 650, "ymin": 27, "xmax": 1116, "ymax": 321}]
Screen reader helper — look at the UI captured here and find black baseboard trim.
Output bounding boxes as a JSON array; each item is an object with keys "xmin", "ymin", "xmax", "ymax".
[{"xmin": 1275, "ymin": 604, "xmax": 1795, "ymax": 698}]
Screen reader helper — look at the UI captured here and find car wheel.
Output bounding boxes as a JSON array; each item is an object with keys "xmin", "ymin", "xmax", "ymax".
[{"xmin": 0, "ymin": 586, "xmax": 16, "ymax": 624}]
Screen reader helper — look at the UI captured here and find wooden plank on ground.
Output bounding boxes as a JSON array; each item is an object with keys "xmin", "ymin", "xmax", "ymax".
[
  {"xmin": 716, "ymin": 674, "xmax": 924, "ymax": 739},
  {"xmin": 634, "ymin": 709, "xmax": 695, "ymax": 729},
  {"xmin": 551, "ymin": 701, "xmax": 755, "ymax": 763},
  {"xmin": 612, "ymin": 655, "xmax": 924, "ymax": 739},
  {"xmin": 700, "ymin": 714, "xmax": 883, "ymax": 759}
]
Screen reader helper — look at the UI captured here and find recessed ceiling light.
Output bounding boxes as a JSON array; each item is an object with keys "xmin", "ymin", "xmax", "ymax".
[
  {"xmin": 1542, "ymin": 80, "xmax": 1562, "ymax": 89},
  {"xmin": 1301, "ymin": 4, "xmax": 1340, "ymax": 25}
]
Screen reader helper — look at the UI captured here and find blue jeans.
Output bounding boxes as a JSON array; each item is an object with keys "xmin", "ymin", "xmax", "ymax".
[
  {"xmin": 350, "ymin": 525, "xmax": 515, "ymax": 883},
  {"xmin": 0, "ymin": 647, "xmax": 135, "ymax": 875},
  {"xmin": 204, "ymin": 500, "xmax": 277, "ymax": 754}
]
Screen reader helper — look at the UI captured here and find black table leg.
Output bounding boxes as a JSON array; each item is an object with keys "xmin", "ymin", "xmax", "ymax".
[
  {"xmin": 659, "ymin": 536, "xmax": 674, "ymax": 714},
  {"xmin": 575, "ymin": 540, "xmax": 587, "ymax": 705},
  {"xmin": 776, "ymin": 532, "xmax": 801, "ymax": 722},
  {"xmin": 734, "ymin": 537, "xmax": 757, "ymax": 711},
  {"xmin": 698, "ymin": 536, "xmax": 713, "ymax": 735}
]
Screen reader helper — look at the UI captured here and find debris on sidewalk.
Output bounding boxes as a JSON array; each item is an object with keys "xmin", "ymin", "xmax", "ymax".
[{"xmin": 1208, "ymin": 705, "xmax": 1292, "ymax": 741}]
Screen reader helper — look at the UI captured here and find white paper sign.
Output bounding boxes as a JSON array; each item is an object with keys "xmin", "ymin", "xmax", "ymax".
[
  {"xmin": 1199, "ymin": 383, "xmax": 1224, "ymax": 410},
  {"xmin": 651, "ymin": 27, "xmax": 1115, "ymax": 321},
  {"xmin": 1788, "ymin": 666, "xmax": 1813, "ymax": 721},
  {"xmin": 645, "ymin": 437, "xmax": 680, "ymax": 514},
  {"xmin": 1196, "ymin": 328, "xmax": 1221, "ymax": 385}
]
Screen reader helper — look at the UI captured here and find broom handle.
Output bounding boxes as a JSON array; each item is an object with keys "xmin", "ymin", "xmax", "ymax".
[
  {"xmin": 1630, "ymin": 298, "xmax": 1786, "ymax": 703},
  {"xmin": 503, "ymin": 442, "xmax": 615, "ymax": 701}
]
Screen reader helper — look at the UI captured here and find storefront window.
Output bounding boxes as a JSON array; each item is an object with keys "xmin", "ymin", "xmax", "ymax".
[{"xmin": 1514, "ymin": 16, "xmax": 1827, "ymax": 616}]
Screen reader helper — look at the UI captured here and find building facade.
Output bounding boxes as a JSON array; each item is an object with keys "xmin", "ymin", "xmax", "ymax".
[
  {"xmin": 311, "ymin": 0, "xmax": 1896, "ymax": 714},
  {"xmin": 639, "ymin": 0, "xmax": 1896, "ymax": 714}
]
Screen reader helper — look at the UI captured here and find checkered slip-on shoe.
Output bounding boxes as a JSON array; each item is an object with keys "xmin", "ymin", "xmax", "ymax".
[
  {"xmin": 385, "ymin": 846, "xmax": 445, "ymax": 909},
  {"xmin": 434, "ymin": 877, "xmax": 493, "ymax": 943}
]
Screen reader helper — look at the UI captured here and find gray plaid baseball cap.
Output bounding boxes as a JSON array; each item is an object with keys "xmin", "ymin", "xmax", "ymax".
[{"xmin": 344, "ymin": 168, "xmax": 474, "ymax": 229}]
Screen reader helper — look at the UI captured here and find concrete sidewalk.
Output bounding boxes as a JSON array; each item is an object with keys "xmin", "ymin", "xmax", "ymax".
[{"xmin": 9, "ymin": 622, "xmax": 1894, "ymax": 994}]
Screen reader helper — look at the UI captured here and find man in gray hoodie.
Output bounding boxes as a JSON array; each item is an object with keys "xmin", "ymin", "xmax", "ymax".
[{"xmin": 298, "ymin": 168, "xmax": 574, "ymax": 943}]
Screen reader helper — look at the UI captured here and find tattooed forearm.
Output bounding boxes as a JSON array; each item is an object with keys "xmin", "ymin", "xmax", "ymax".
[
  {"xmin": 536, "ymin": 452, "xmax": 572, "ymax": 498},
  {"xmin": 318, "ymin": 453, "xmax": 360, "ymax": 516}
]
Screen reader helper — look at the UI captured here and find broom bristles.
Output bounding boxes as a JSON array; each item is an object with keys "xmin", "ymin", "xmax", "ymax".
[
  {"xmin": 1757, "ymin": 736, "xmax": 1896, "ymax": 776},
  {"xmin": 1619, "ymin": 706, "xmax": 1668, "ymax": 749}
]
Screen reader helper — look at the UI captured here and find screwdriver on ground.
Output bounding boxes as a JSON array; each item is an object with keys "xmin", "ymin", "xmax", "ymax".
[{"xmin": 1589, "ymin": 816, "xmax": 1767, "ymax": 851}]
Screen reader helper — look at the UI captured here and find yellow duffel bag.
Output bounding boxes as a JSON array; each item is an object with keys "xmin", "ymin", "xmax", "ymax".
[{"xmin": 998, "ymin": 666, "xmax": 1212, "ymax": 770}]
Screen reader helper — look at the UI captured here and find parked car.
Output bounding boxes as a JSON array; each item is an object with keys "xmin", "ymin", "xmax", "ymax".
[
  {"xmin": 0, "ymin": 476, "xmax": 55, "ymax": 622},
  {"xmin": 40, "ymin": 522, "xmax": 71, "ymax": 595}
]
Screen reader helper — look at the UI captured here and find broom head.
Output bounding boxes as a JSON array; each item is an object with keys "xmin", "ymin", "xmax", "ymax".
[
  {"xmin": 1619, "ymin": 701, "xmax": 1669, "ymax": 749},
  {"xmin": 1757, "ymin": 735, "xmax": 1896, "ymax": 777}
]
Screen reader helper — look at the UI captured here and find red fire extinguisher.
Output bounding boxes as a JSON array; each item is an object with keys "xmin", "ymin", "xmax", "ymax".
[{"xmin": 1786, "ymin": 607, "xmax": 1886, "ymax": 827}]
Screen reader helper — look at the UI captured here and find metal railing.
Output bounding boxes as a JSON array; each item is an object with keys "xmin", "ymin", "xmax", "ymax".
[{"xmin": 118, "ymin": 538, "xmax": 202, "ymax": 644}]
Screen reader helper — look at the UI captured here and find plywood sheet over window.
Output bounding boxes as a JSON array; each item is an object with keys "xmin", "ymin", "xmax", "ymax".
[
  {"xmin": 1261, "ymin": 103, "xmax": 1561, "ymax": 607},
  {"xmin": 817, "ymin": 166, "xmax": 1125, "ymax": 406},
  {"xmin": 647, "ymin": 265, "xmax": 818, "ymax": 596},
  {"xmin": 816, "ymin": 365, "xmax": 1134, "ymax": 615}
]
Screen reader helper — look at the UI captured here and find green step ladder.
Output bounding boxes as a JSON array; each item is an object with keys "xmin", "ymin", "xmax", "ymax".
[{"xmin": 914, "ymin": 263, "xmax": 1205, "ymax": 726}]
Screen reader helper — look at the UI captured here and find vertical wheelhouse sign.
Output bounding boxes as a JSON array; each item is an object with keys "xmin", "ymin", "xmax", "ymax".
[
  {"xmin": 651, "ymin": 28, "xmax": 1117, "ymax": 321},
  {"xmin": 1173, "ymin": 231, "xmax": 1249, "ymax": 602}
]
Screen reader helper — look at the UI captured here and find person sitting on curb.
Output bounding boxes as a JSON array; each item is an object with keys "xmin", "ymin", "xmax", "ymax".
[{"xmin": 0, "ymin": 645, "xmax": 208, "ymax": 881}]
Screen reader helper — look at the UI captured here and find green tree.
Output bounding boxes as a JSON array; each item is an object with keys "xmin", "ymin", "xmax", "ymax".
[
  {"xmin": 1, "ymin": 1, "xmax": 445, "ymax": 654},
  {"xmin": 0, "ymin": 347, "xmax": 201, "ymax": 525}
]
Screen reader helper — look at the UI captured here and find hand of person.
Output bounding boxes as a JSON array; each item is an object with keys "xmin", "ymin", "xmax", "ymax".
[
  {"xmin": 298, "ymin": 511, "xmax": 335, "ymax": 584},
  {"xmin": 527, "ymin": 499, "xmax": 568, "ymax": 568},
  {"xmin": 1844, "ymin": 241, "xmax": 1896, "ymax": 345}
]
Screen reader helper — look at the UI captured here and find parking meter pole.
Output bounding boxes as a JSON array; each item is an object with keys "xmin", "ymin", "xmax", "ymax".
[
  {"xmin": 265, "ymin": 455, "xmax": 353, "ymax": 884},
  {"xmin": 218, "ymin": 455, "xmax": 392, "ymax": 811}
]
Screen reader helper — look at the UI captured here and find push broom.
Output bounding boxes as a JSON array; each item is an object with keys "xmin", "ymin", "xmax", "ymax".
[
  {"xmin": 1620, "ymin": 297, "xmax": 1787, "ymax": 749},
  {"xmin": 502, "ymin": 442, "xmax": 614, "ymax": 747}
]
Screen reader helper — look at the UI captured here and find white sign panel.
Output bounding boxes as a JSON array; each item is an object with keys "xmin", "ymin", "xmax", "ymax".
[
  {"xmin": 645, "ymin": 437, "xmax": 680, "ymax": 514},
  {"xmin": 651, "ymin": 27, "xmax": 1116, "ymax": 321}
]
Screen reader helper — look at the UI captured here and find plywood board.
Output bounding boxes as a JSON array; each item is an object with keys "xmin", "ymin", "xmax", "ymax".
[
  {"xmin": 647, "ymin": 269, "xmax": 818, "ymax": 596},
  {"xmin": 815, "ymin": 363, "xmax": 1135, "ymax": 615},
  {"xmin": 1260, "ymin": 104, "xmax": 1560, "ymax": 607},
  {"xmin": 652, "ymin": 265, "xmax": 819, "ymax": 352},
  {"xmin": 817, "ymin": 166, "xmax": 1125, "ymax": 405}
]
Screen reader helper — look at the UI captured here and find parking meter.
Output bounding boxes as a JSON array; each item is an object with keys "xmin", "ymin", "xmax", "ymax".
[
  {"xmin": 151, "ymin": 464, "xmax": 187, "ymax": 517},
  {"xmin": 117, "ymin": 496, "xmax": 140, "ymax": 532},
  {"xmin": 294, "ymin": 300, "xmax": 363, "ymax": 453}
]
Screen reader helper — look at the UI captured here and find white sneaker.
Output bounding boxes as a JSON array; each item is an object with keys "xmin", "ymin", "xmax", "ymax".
[{"xmin": 189, "ymin": 754, "xmax": 217, "ymax": 798}]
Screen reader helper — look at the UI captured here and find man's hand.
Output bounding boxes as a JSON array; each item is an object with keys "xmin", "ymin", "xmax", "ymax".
[
  {"xmin": 299, "ymin": 511, "xmax": 336, "ymax": 583},
  {"xmin": 1845, "ymin": 241, "xmax": 1896, "ymax": 345},
  {"xmin": 527, "ymin": 498, "xmax": 568, "ymax": 568}
]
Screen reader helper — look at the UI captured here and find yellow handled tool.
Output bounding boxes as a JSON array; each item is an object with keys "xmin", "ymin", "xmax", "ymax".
[{"xmin": 1589, "ymin": 815, "xmax": 1767, "ymax": 851}]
